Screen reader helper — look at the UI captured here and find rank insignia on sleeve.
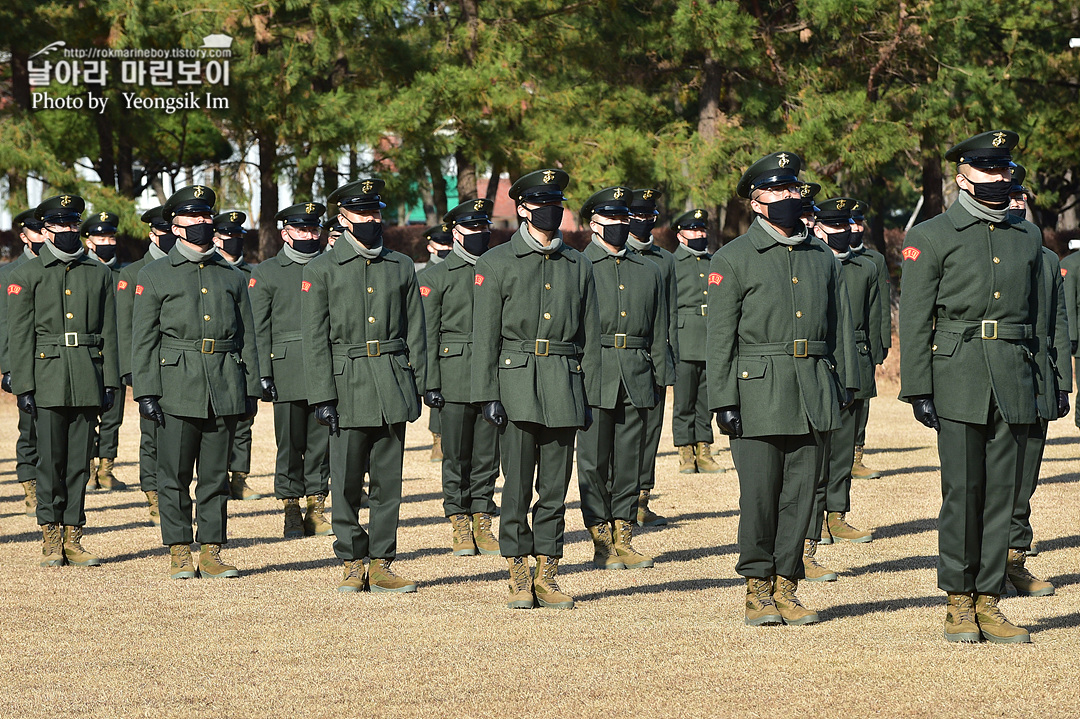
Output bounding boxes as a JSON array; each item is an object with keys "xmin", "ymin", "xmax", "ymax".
[
  {"xmin": 902, "ymin": 247, "xmax": 920, "ymax": 262},
  {"xmin": 301, "ymin": 281, "xmax": 312, "ymax": 292},
  {"xmin": 474, "ymin": 274, "xmax": 484, "ymax": 286},
  {"xmin": 117, "ymin": 280, "xmax": 128, "ymax": 290},
  {"xmin": 135, "ymin": 285, "xmax": 144, "ymax": 295},
  {"xmin": 7, "ymin": 284, "xmax": 21, "ymax": 295},
  {"xmin": 708, "ymin": 273, "xmax": 723, "ymax": 285},
  {"xmin": 420, "ymin": 286, "xmax": 431, "ymax": 297}
]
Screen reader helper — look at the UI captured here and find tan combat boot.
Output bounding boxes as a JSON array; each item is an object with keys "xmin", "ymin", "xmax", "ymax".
[
  {"xmin": 62, "ymin": 526, "xmax": 101, "ymax": 567},
  {"xmin": 86, "ymin": 461, "xmax": 101, "ymax": 491},
  {"xmin": 337, "ymin": 560, "xmax": 366, "ymax": 593},
  {"xmin": 826, "ymin": 511, "xmax": 872, "ymax": 543},
  {"xmin": 229, "ymin": 471, "xmax": 262, "ymax": 501},
  {"xmin": 587, "ymin": 523, "xmax": 626, "ymax": 571},
  {"xmin": 304, "ymin": 494, "xmax": 334, "ymax": 536},
  {"xmin": 21, "ymin": 480, "xmax": 37, "ymax": 517},
  {"xmin": 533, "ymin": 555, "xmax": 574, "ymax": 609},
  {"xmin": 772, "ymin": 577, "xmax": 819, "ymax": 625},
  {"xmin": 471, "ymin": 513, "xmax": 500, "ymax": 555},
  {"xmin": 283, "ymin": 498, "xmax": 304, "ymax": 539},
  {"xmin": 450, "ymin": 513, "xmax": 477, "ymax": 556},
  {"xmin": 1006, "ymin": 549, "xmax": 1054, "ymax": 597},
  {"xmin": 744, "ymin": 577, "xmax": 783, "ymax": 626},
  {"xmin": 96, "ymin": 458, "xmax": 127, "ymax": 491},
  {"xmin": 169, "ymin": 544, "xmax": 197, "ymax": 579},
  {"xmin": 974, "ymin": 594, "xmax": 1030, "ymax": 644},
  {"xmin": 803, "ymin": 539, "xmax": 837, "ymax": 582},
  {"xmin": 694, "ymin": 442, "xmax": 723, "ymax": 473},
  {"xmin": 943, "ymin": 592, "xmax": 980, "ymax": 643},
  {"xmin": 506, "ymin": 557, "xmax": 534, "ymax": 609},
  {"xmin": 850, "ymin": 445, "xmax": 882, "ymax": 479},
  {"xmin": 369, "ymin": 558, "xmax": 418, "ymax": 593},
  {"xmin": 40, "ymin": 523, "xmax": 64, "ymax": 567},
  {"xmin": 678, "ymin": 445, "xmax": 696, "ymax": 474},
  {"xmin": 430, "ymin": 433, "xmax": 443, "ymax": 462},
  {"xmin": 145, "ymin": 490, "xmax": 161, "ymax": 526},
  {"xmin": 1028, "ymin": 539, "xmax": 1039, "ymax": 557},
  {"xmin": 611, "ymin": 519, "xmax": 654, "ymax": 568},
  {"xmin": 198, "ymin": 544, "xmax": 239, "ymax": 578},
  {"xmin": 636, "ymin": 489, "xmax": 668, "ymax": 527}
]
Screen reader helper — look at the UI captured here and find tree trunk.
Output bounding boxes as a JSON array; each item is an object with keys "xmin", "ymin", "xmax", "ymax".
[
  {"xmin": 9, "ymin": 49, "xmax": 30, "ymax": 110},
  {"xmin": 697, "ymin": 48, "xmax": 723, "ymax": 244},
  {"xmin": 257, "ymin": 127, "xmax": 279, "ymax": 261},
  {"xmin": 116, "ymin": 104, "xmax": 136, "ymax": 197},
  {"xmin": 322, "ymin": 153, "xmax": 339, "ymax": 197},
  {"xmin": 920, "ymin": 132, "xmax": 944, "ymax": 219},
  {"xmin": 427, "ymin": 158, "xmax": 448, "ymax": 219},
  {"xmin": 720, "ymin": 197, "xmax": 751, "ymax": 245},
  {"xmin": 485, "ymin": 156, "xmax": 503, "ymax": 202},
  {"xmin": 455, "ymin": 148, "xmax": 477, "ymax": 202},
  {"xmin": 89, "ymin": 85, "xmax": 116, "ymax": 190},
  {"xmin": 296, "ymin": 143, "xmax": 317, "ymax": 200}
]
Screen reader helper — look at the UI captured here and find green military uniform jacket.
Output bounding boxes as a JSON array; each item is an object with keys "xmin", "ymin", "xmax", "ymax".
[
  {"xmin": 898, "ymin": 200, "xmax": 1041, "ymax": 425},
  {"xmin": 131, "ymin": 245, "xmax": 260, "ymax": 418},
  {"xmin": 301, "ymin": 238, "xmax": 427, "ymax": 428},
  {"xmin": 853, "ymin": 245, "xmax": 891, "ymax": 363},
  {"xmin": 707, "ymin": 219, "xmax": 856, "ymax": 437},
  {"xmin": 116, "ymin": 250, "xmax": 163, "ymax": 379},
  {"xmin": 630, "ymin": 242, "xmax": 680, "ymax": 373},
  {"xmin": 250, "ymin": 248, "xmax": 312, "ymax": 404},
  {"xmin": 472, "ymin": 226, "xmax": 601, "ymax": 428},
  {"xmin": 1034, "ymin": 247, "xmax": 1072, "ymax": 419},
  {"xmin": 1060, "ymin": 250, "xmax": 1080, "ymax": 354},
  {"xmin": 0, "ymin": 248, "xmax": 34, "ymax": 372},
  {"xmin": 841, "ymin": 253, "xmax": 882, "ymax": 400},
  {"xmin": 7, "ymin": 244, "xmax": 120, "ymax": 406},
  {"xmin": 672, "ymin": 244, "xmax": 711, "ymax": 362},
  {"xmin": 418, "ymin": 252, "xmax": 478, "ymax": 404},
  {"xmin": 583, "ymin": 240, "xmax": 670, "ymax": 409}
]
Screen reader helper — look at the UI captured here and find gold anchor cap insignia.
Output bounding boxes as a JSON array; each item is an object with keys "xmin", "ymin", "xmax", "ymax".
[
  {"xmin": 799, "ymin": 184, "xmax": 810, "ymax": 197},
  {"xmin": 361, "ymin": 180, "xmax": 374, "ymax": 193},
  {"xmin": 694, "ymin": 209, "xmax": 703, "ymax": 219},
  {"xmin": 192, "ymin": 186, "xmax": 204, "ymax": 198},
  {"xmin": 305, "ymin": 203, "xmax": 315, "ymax": 214},
  {"xmin": 836, "ymin": 199, "xmax": 847, "ymax": 210},
  {"xmin": 777, "ymin": 153, "xmax": 790, "ymax": 167},
  {"xmin": 612, "ymin": 188, "xmax": 624, "ymax": 199},
  {"xmin": 60, "ymin": 195, "xmax": 72, "ymax": 207},
  {"xmin": 99, "ymin": 211, "xmax": 109, "ymax": 221},
  {"xmin": 542, "ymin": 170, "xmax": 556, "ymax": 184},
  {"xmin": 474, "ymin": 199, "xmax": 485, "ymax": 211},
  {"xmin": 230, "ymin": 212, "xmax": 239, "ymax": 222},
  {"xmin": 642, "ymin": 189, "xmax": 654, "ymax": 199},
  {"xmin": 992, "ymin": 131, "xmax": 1007, "ymax": 147}
]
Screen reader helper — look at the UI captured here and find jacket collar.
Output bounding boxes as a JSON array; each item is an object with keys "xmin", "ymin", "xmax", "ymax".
[
  {"xmin": 674, "ymin": 242, "xmax": 710, "ymax": 260},
  {"xmin": 584, "ymin": 239, "xmax": 639, "ymax": 264},
  {"xmin": 510, "ymin": 226, "xmax": 576, "ymax": 261},
  {"xmin": 40, "ymin": 242, "xmax": 89, "ymax": 268},
  {"xmin": 168, "ymin": 244, "xmax": 228, "ymax": 267},
  {"xmin": 444, "ymin": 251, "xmax": 471, "ymax": 271},
  {"xmin": 333, "ymin": 238, "xmax": 398, "ymax": 265}
]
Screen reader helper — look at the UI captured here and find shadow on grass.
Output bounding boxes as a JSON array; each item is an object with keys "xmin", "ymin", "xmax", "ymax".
[
  {"xmin": 655, "ymin": 543, "xmax": 739, "ymax": 563},
  {"xmin": 1034, "ymin": 471, "xmax": 1080, "ymax": 486},
  {"xmin": 574, "ymin": 576, "xmax": 743, "ymax": 602},
  {"xmin": 1046, "ymin": 572, "xmax": 1080, "ymax": 588},
  {"xmin": 862, "ymin": 446, "xmax": 927, "ymax": 455},
  {"xmin": 842, "ymin": 554, "xmax": 937, "ymax": 577},
  {"xmin": 1034, "ymin": 534, "xmax": 1080, "ymax": 553},
  {"xmin": 824, "ymin": 594, "xmax": 940, "ymax": 620},
  {"xmin": 868, "ymin": 517, "xmax": 937, "ymax": 541},
  {"xmin": 1043, "ymin": 435, "xmax": 1080, "ymax": 446},
  {"xmin": 876, "ymin": 465, "xmax": 940, "ymax": 478},
  {"xmin": 0, "ymin": 520, "xmax": 157, "ymax": 544},
  {"xmin": 1027, "ymin": 611, "xmax": 1080, "ymax": 633},
  {"xmin": 242, "ymin": 556, "xmax": 339, "ymax": 577}
]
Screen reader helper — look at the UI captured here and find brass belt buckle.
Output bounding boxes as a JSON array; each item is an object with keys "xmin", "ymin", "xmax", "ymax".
[
  {"xmin": 64, "ymin": 332, "xmax": 79, "ymax": 347},
  {"xmin": 366, "ymin": 339, "xmax": 381, "ymax": 357},
  {"xmin": 981, "ymin": 320, "xmax": 998, "ymax": 340},
  {"xmin": 700, "ymin": 304, "xmax": 708, "ymax": 317},
  {"xmin": 200, "ymin": 338, "xmax": 215, "ymax": 354},
  {"xmin": 793, "ymin": 339, "xmax": 809, "ymax": 358},
  {"xmin": 614, "ymin": 333, "xmax": 627, "ymax": 349},
  {"xmin": 534, "ymin": 339, "xmax": 550, "ymax": 357}
]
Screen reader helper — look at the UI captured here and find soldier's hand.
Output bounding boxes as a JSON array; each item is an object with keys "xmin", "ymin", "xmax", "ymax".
[
  {"xmin": 314, "ymin": 401, "xmax": 340, "ymax": 436},
  {"xmin": 839, "ymin": 388, "xmax": 855, "ymax": 410},
  {"xmin": 102, "ymin": 387, "xmax": 116, "ymax": 412},
  {"xmin": 716, "ymin": 407, "xmax": 743, "ymax": 438},
  {"xmin": 244, "ymin": 396, "xmax": 259, "ymax": 420},
  {"xmin": 1072, "ymin": 340, "xmax": 1078, "ymax": 357},
  {"xmin": 423, "ymin": 390, "xmax": 445, "ymax": 409},
  {"xmin": 911, "ymin": 396, "xmax": 940, "ymax": 432},
  {"xmin": 583, "ymin": 406, "xmax": 594, "ymax": 431},
  {"xmin": 1058, "ymin": 390, "xmax": 1070, "ymax": 419},
  {"xmin": 121, "ymin": 373, "xmax": 133, "ymax": 387},
  {"xmin": 482, "ymin": 400, "xmax": 507, "ymax": 428},
  {"xmin": 137, "ymin": 396, "xmax": 166, "ymax": 428},
  {"xmin": 16, "ymin": 391, "xmax": 36, "ymax": 419},
  {"xmin": 1, "ymin": 372, "xmax": 11, "ymax": 394},
  {"xmin": 260, "ymin": 377, "xmax": 278, "ymax": 402}
]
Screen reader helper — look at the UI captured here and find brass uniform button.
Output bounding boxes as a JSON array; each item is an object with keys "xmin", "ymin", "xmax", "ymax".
[
  {"xmin": 796, "ymin": 311, "xmax": 803, "ymax": 318},
  {"xmin": 699, "ymin": 273, "xmax": 705, "ymax": 278},
  {"xmin": 270, "ymin": 353, "xmax": 275, "ymax": 358},
  {"xmin": 368, "ymin": 317, "xmax": 376, "ymax": 323},
  {"xmin": 618, "ymin": 284, "xmax": 624, "ymax": 290},
  {"xmin": 161, "ymin": 358, "xmax": 166, "ymax": 364},
  {"xmin": 199, "ymin": 263, "xmax": 205, "ymax": 268},
  {"xmin": 741, "ymin": 371, "xmax": 749, "ymax": 378},
  {"xmin": 201, "ymin": 288, "xmax": 208, "ymax": 294},
  {"xmin": 505, "ymin": 358, "xmax": 512, "ymax": 365},
  {"xmin": 40, "ymin": 353, "xmax": 45, "ymax": 358},
  {"xmin": 703, "ymin": 290, "xmax": 708, "ymax": 295},
  {"xmin": 543, "ymin": 312, "xmax": 551, "ymax": 320},
  {"xmin": 792, "ymin": 277, "xmax": 798, "ymax": 284},
  {"xmin": 544, "ymin": 283, "xmax": 551, "ymax": 290},
  {"xmin": 989, "ymin": 224, "xmax": 995, "ymax": 231},
  {"xmin": 366, "ymin": 260, "xmax": 371, "ymax": 265},
  {"xmin": 65, "ymin": 289, "xmax": 71, "ymax": 296},
  {"xmin": 620, "ymin": 311, "xmax": 627, "ymax": 317},
  {"xmin": 443, "ymin": 347, "xmax": 449, "ymax": 353},
  {"xmin": 204, "ymin": 315, "xmax": 211, "ymax": 321},
  {"xmin": 65, "ymin": 312, "xmax": 73, "ymax": 319},
  {"xmin": 992, "ymin": 257, "xmax": 1000, "ymax": 264},
  {"xmin": 367, "ymin": 287, "xmax": 374, "ymax": 293},
  {"xmin": 932, "ymin": 344, "xmax": 938, "ymax": 351},
  {"xmin": 994, "ymin": 291, "xmax": 1001, "ymax": 299}
]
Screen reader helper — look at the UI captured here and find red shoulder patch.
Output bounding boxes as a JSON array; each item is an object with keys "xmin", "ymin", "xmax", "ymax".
[
  {"xmin": 301, "ymin": 281, "xmax": 312, "ymax": 292},
  {"xmin": 902, "ymin": 247, "xmax": 920, "ymax": 262},
  {"xmin": 248, "ymin": 278, "xmax": 256, "ymax": 288},
  {"xmin": 708, "ymin": 272, "xmax": 723, "ymax": 285},
  {"xmin": 474, "ymin": 274, "xmax": 484, "ymax": 286},
  {"xmin": 419, "ymin": 285, "xmax": 431, "ymax": 297},
  {"xmin": 135, "ymin": 284, "xmax": 144, "ymax": 295},
  {"xmin": 117, "ymin": 280, "xmax": 128, "ymax": 291},
  {"xmin": 1062, "ymin": 268, "xmax": 1068, "ymax": 277},
  {"xmin": 7, "ymin": 284, "xmax": 21, "ymax": 295}
]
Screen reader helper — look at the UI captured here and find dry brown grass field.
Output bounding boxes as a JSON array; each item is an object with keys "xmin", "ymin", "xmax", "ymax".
[{"xmin": 2, "ymin": 373, "xmax": 1079, "ymax": 718}]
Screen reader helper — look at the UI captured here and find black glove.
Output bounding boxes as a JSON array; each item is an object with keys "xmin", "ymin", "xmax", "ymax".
[
  {"xmin": 653, "ymin": 385, "xmax": 663, "ymax": 407},
  {"xmin": 102, "ymin": 387, "xmax": 116, "ymax": 412},
  {"xmin": 138, "ymin": 396, "xmax": 165, "ymax": 427},
  {"xmin": 583, "ymin": 406, "xmax": 594, "ymax": 431},
  {"xmin": 260, "ymin": 377, "xmax": 278, "ymax": 402},
  {"xmin": 314, "ymin": 401, "xmax": 340, "ymax": 436},
  {"xmin": 482, "ymin": 400, "xmax": 507, "ymax": 428},
  {"xmin": 1058, "ymin": 390, "xmax": 1070, "ymax": 419},
  {"xmin": 911, "ymin": 396, "xmax": 940, "ymax": 432},
  {"xmin": 716, "ymin": 407, "xmax": 743, "ymax": 438},
  {"xmin": 839, "ymin": 388, "xmax": 855, "ymax": 411},
  {"xmin": 881, "ymin": 347, "xmax": 889, "ymax": 363},
  {"xmin": 244, "ymin": 396, "xmax": 259, "ymax": 420},
  {"xmin": 121, "ymin": 373, "xmax": 132, "ymax": 387},
  {"xmin": 1, "ymin": 372, "xmax": 11, "ymax": 394},
  {"xmin": 423, "ymin": 389, "xmax": 445, "ymax": 409},
  {"xmin": 1072, "ymin": 340, "xmax": 1078, "ymax": 357},
  {"xmin": 16, "ymin": 391, "xmax": 36, "ymax": 419}
]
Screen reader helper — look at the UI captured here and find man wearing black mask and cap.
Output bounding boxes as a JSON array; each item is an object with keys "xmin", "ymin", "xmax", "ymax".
[
  {"xmin": 418, "ymin": 222, "xmax": 454, "ymax": 463},
  {"xmin": 576, "ymin": 186, "xmax": 669, "ymax": 573},
  {"xmin": 250, "ymin": 202, "xmax": 333, "ymax": 540},
  {"xmin": 8, "ymin": 193, "xmax": 120, "ymax": 568},
  {"xmin": 670, "ymin": 209, "xmax": 723, "ymax": 475},
  {"xmin": 418, "ymin": 199, "xmax": 502, "ymax": 558},
  {"xmin": 798, "ymin": 181, "xmax": 821, "ymax": 231},
  {"xmin": 899, "ymin": 130, "xmax": 1040, "ymax": 643},
  {"xmin": 708, "ymin": 152, "xmax": 857, "ymax": 627}
]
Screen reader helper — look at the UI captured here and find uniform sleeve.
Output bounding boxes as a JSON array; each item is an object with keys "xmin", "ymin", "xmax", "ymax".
[
  {"xmin": 580, "ymin": 262, "xmax": 602, "ymax": 407},
  {"xmin": 866, "ymin": 266, "xmax": 884, "ymax": 365},
  {"xmin": 471, "ymin": 256, "xmax": 503, "ymax": 404},
  {"xmin": 131, "ymin": 270, "xmax": 164, "ymax": 399},
  {"xmin": 101, "ymin": 271, "xmax": 120, "ymax": 389},
  {"xmin": 897, "ymin": 229, "xmax": 941, "ymax": 400},
  {"xmin": 666, "ymin": 260, "xmax": 680, "ymax": 367},
  {"xmin": 1064, "ymin": 263, "xmax": 1078, "ymax": 349},
  {"xmin": 706, "ymin": 253, "xmax": 741, "ymax": 410},
  {"xmin": 648, "ymin": 265, "xmax": 672, "ymax": 388},
  {"xmin": 835, "ymin": 268, "xmax": 859, "ymax": 393},
  {"xmin": 420, "ymin": 271, "xmax": 442, "ymax": 392},
  {"xmin": 1053, "ymin": 261, "xmax": 1073, "ymax": 394},
  {"xmin": 403, "ymin": 264, "xmax": 427, "ymax": 396},
  {"xmin": 6, "ymin": 267, "xmax": 36, "ymax": 396},
  {"xmin": 248, "ymin": 265, "xmax": 274, "ymax": 379},
  {"xmin": 877, "ymin": 255, "xmax": 892, "ymax": 350},
  {"xmin": 114, "ymin": 266, "xmax": 136, "ymax": 377},
  {"xmin": 302, "ymin": 263, "xmax": 336, "ymax": 405},
  {"xmin": 0, "ymin": 268, "xmax": 12, "ymax": 372},
  {"xmin": 235, "ymin": 274, "xmax": 261, "ymax": 397}
]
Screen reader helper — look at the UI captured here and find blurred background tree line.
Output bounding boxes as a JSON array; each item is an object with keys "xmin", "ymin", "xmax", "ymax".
[{"xmin": 1, "ymin": 0, "xmax": 1079, "ymax": 269}]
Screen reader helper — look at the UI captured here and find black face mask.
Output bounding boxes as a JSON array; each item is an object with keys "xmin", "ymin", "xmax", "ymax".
[
  {"xmin": 157, "ymin": 231, "xmax": 178, "ymax": 253},
  {"xmin": 462, "ymin": 231, "xmax": 490, "ymax": 256},
  {"xmin": 349, "ymin": 220, "xmax": 383, "ymax": 247},
  {"xmin": 686, "ymin": 235, "xmax": 708, "ymax": 252},
  {"xmin": 221, "ymin": 236, "xmax": 245, "ymax": 257},
  {"xmin": 598, "ymin": 222, "xmax": 630, "ymax": 249},
  {"xmin": 822, "ymin": 227, "xmax": 852, "ymax": 253},
  {"xmin": 760, "ymin": 197, "xmax": 804, "ymax": 232},
  {"xmin": 182, "ymin": 223, "xmax": 215, "ymax": 247},
  {"xmin": 290, "ymin": 237, "xmax": 320, "ymax": 254},
  {"xmin": 436, "ymin": 248, "xmax": 451, "ymax": 259},
  {"xmin": 629, "ymin": 217, "xmax": 656, "ymax": 239},
  {"xmin": 1008, "ymin": 208, "xmax": 1026, "ymax": 220},
  {"xmin": 848, "ymin": 229, "xmax": 864, "ymax": 248},
  {"xmin": 962, "ymin": 177, "xmax": 1012, "ymax": 208},
  {"xmin": 527, "ymin": 205, "xmax": 564, "ymax": 232},
  {"xmin": 94, "ymin": 244, "xmax": 117, "ymax": 261},
  {"xmin": 30, "ymin": 241, "xmax": 45, "ymax": 255},
  {"xmin": 51, "ymin": 231, "xmax": 82, "ymax": 253}
]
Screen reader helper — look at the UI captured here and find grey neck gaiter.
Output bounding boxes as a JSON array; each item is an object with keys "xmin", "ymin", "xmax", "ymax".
[
  {"xmin": 757, "ymin": 216, "xmax": 807, "ymax": 247},
  {"xmin": 520, "ymin": 222, "xmax": 563, "ymax": 255},
  {"xmin": 958, "ymin": 188, "xmax": 1009, "ymax": 224}
]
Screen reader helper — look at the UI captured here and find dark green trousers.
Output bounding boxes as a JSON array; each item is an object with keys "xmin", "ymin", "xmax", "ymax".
[
  {"xmin": 429, "ymin": 406, "xmax": 441, "ymax": 435},
  {"xmin": 937, "ymin": 402, "xmax": 1027, "ymax": 595},
  {"xmin": 809, "ymin": 401, "xmax": 861, "ymax": 540},
  {"xmin": 499, "ymin": 421, "xmax": 574, "ymax": 558},
  {"xmin": 139, "ymin": 417, "xmax": 157, "ymax": 493},
  {"xmin": 272, "ymin": 401, "xmax": 330, "ymax": 499},
  {"xmin": 440, "ymin": 401, "xmax": 499, "ymax": 517},
  {"xmin": 157, "ymin": 412, "xmax": 237, "ymax": 546},
  {"xmin": 731, "ymin": 431, "xmax": 822, "ymax": 580},
  {"xmin": 229, "ymin": 416, "xmax": 253, "ymax": 474},
  {"xmin": 93, "ymin": 385, "xmax": 126, "ymax": 459},
  {"xmin": 577, "ymin": 393, "xmax": 648, "ymax": 527},
  {"xmin": 855, "ymin": 396, "xmax": 870, "ymax": 446},
  {"xmin": 1012, "ymin": 419, "xmax": 1048, "ymax": 551},
  {"xmin": 329, "ymin": 423, "xmax": 405, "ymax": 561},
  {"xmin": 15, "ymin": 406, "xmax": 38, "ymax": 484},
  {"xmin": 672, "ymin": 359, "xmax": 713, "ymax": 446},
  {"xmin": 35, "ymin": 406, "xmax": 97, "ymax": 526},
  {"xmin": 640, "ymin": 391, "xmax": 665, "ymax": 492}
]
